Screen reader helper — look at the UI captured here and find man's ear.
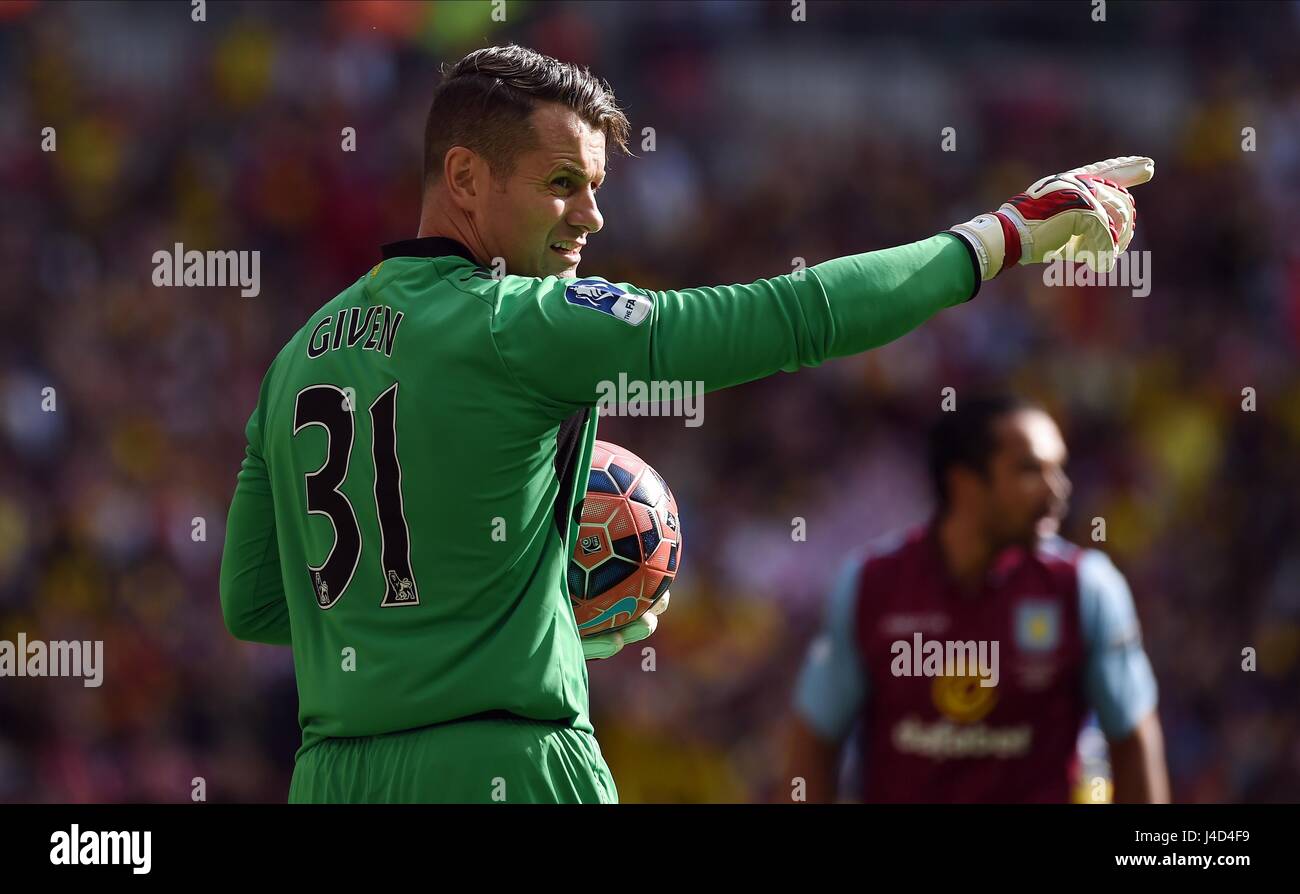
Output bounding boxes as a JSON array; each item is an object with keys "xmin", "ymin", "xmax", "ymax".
[{"xmin": 442, "ymin": 146, "xmax": 481, "ymax": 210}]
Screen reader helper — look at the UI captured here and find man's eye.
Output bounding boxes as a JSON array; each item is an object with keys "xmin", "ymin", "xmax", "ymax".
[{"xmin": 553, "ymin": 177, "xmax": 573, "ymax": 190}]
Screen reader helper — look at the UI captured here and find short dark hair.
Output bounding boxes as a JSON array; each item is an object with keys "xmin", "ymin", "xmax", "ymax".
[
  {"xmin": 423, "ymin": 44, "xmax": 631, "ymax": 187},
  {"xmin": 928, "ymin": 393, "xmax": 1038, "ymax": 511}
]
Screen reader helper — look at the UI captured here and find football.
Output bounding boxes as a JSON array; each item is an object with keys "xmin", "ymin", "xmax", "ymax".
[{"xmin": 568, "ymin": 440, "xmax": 682, "ymax": 636}]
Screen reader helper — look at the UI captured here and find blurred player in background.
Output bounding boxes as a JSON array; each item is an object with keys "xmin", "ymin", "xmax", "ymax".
[
  {"xmin": 219, "ymin": 39, "xmax": 1150, "ymax": 803},
  {"xmin": 785, "ymin": 396, "xmax": 1169, "ymax": 803}
]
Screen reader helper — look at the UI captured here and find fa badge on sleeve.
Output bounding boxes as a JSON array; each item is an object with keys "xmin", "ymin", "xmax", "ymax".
[{"xmin": 564, "ymin": 279, "xmax": 652, "ymax": 326}]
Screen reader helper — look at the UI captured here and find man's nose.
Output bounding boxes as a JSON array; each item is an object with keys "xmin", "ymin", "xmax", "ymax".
[
  {"xmin": 568, "ymin": 187, "xmax": 603, "ymax": 235},
  {"xmin": 1048, "ymin": 468, "xmax": 1072, "ymax": 504}
]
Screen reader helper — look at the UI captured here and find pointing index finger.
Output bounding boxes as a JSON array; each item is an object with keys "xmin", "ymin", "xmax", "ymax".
[{"xmin": 1069, "ymin": 156, "xmax": 1155, "ymax": 188}]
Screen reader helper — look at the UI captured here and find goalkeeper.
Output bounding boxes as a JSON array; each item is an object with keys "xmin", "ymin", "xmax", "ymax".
[{"xmin": 219, "ymin": 44, "xmax": 1152, "ymax": 803}]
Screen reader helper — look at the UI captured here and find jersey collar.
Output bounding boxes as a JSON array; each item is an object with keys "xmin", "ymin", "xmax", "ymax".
[{"xmin": 381, "ymin": 236, "xmax": 482, "ymax": 266}]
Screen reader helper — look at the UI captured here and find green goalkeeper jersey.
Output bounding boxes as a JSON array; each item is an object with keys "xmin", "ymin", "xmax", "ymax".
[{"xmin": 220, "ymin": 234, "xmax": 978, "ymax": 756}]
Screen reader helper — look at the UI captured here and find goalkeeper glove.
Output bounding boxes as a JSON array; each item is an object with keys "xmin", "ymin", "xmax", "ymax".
[
  {"xmin": 948, "ymin": 156, "xmax": 1154, "ymax": 281},
  {"xmin": 582, "ymin": 592, "xmax": 671, "ymax": 660}
]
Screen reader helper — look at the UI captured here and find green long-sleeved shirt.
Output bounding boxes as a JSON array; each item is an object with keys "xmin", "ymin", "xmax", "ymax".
[{"xmin": 218, "ymin": 233, "xmax": 976, "ymax": 755}]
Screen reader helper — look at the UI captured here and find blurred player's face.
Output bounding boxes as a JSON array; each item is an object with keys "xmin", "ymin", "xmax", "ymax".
[
  {"xmin": 980, "ymin": 409, "xmax": 1072, "ymax": 547},
  {"xmin": 477, "ymin": 103, "xmax": 606, "ymax": 278}
]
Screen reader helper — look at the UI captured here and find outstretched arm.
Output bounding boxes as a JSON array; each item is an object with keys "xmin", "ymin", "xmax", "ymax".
[{"xmin": 491, "ymin": 157, "xmax": 1152, "ymax": 411}]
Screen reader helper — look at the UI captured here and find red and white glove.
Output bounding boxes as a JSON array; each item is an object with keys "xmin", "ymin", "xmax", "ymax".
[{"xmin": 949, "ymin": 156, "xmax": 1154, "ymax": 280}]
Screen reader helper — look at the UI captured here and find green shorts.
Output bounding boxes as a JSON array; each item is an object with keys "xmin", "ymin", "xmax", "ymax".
[{"xmin": 288, "ymin": 714, "xmax": 618, "ymax": 804}]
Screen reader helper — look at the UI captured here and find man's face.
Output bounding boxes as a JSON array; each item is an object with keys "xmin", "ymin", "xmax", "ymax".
[
  {"xmin": 474, "ymin": 102, "xmax": 606, "ymax": 278},
  {"xmin": 977, "ymin": 409, "xmax": 1072, "ymax": 547}
]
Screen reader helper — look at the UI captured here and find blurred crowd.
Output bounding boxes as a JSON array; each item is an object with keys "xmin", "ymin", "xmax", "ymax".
[{"xmin": 1, "ymin": 0, "xmax": 1297, "ymax": 802}]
